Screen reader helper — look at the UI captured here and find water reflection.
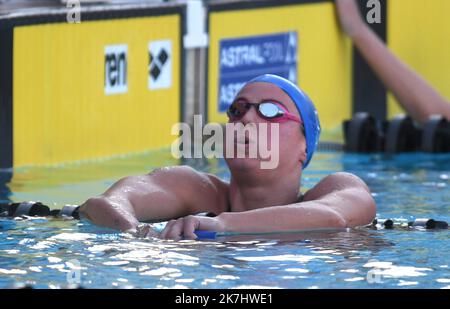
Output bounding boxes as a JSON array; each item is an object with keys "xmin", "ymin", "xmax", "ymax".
[
  {"xmin": 0, "ymin": 151, "xmax": 449, "ymax": 288},
  {"xmin": 0, "ymin": 217, "xmax": 449, "ymax": 288}
]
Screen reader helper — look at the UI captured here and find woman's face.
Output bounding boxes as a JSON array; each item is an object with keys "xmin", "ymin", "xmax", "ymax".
[{"xmin": 224, "ymin": 82, "xmax": 306, "ymax": 174}]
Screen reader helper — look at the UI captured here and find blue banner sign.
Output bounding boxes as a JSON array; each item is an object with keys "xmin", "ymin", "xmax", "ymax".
[{"xmin": 218, "ymin": 31, "xmax": 298, "ymax": 112}]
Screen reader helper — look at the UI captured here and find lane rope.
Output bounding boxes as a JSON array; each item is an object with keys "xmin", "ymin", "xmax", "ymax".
[{"xmin": 1, "ymin": 201, "xmax": 448, "ymax": 239}]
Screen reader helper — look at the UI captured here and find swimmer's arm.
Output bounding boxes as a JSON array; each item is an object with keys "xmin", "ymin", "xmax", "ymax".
[
  {"xmin": 79, "ymin": 166, "xmax": 227, "ymax": 232},
  {"xmin": 336, "ymin": 0, "xmax": 450, "ymax": 124},
  {"xmin": 217, "ymin": 172, "xmax": 376, "ymax": 233}
]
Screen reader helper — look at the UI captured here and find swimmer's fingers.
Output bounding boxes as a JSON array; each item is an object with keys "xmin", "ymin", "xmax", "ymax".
[
  {"xmin": 142, "ymin": 226, "xmax": 160, "ymax": 238},
  {"xmin": 160, "ymin": 219, "xmax": 176, "ymax": 239},
  {"xmin": 126, "ymin": 223, "xmax": 159, "ymax": 238},
  {"xmin": 161, "ymin": 219, "xmax": 184, "ymax": 240},
  {"xmin": 186, "ymin": 215, "xmax": 226, "ymax": 239},
  {"xmin": 125, "ymin": 227, "xmax": 138, "ymax": 236},
  {"xmin": 183, "ymin": 216, "xmax": 200, "ymax": 240},
  {"xmin": 161, "ymin": 216, "xmax": 225, "ymax": 240}
]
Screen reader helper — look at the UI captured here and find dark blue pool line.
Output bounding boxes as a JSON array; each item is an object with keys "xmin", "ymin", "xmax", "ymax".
[{"xmin": 194, "ymin": 230, "xmax": 217, "ymax": 239}]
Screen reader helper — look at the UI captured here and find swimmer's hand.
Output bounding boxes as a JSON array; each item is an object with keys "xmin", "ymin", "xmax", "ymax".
[
  {"xmin": 127, "ymin": 223, "xmax": 160, "ymax": 238},
  {"xmin": 160, "ymin": 215, "xmax": 225, "ymax": 240},
  {"xmin": 335, "ymin": 0, "xmax": 368, "ymax": 39},
  {"xmin": 79, "ymin": 196, "xmax": 139, "ymax": 232}
]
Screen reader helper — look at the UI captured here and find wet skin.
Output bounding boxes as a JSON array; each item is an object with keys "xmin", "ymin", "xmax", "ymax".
[{"xmin": 80, "ymin": 83, "xmax": 376, "ymax": 240}]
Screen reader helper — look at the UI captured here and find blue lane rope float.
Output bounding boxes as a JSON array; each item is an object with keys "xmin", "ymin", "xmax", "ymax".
[
  {"xmin": 0, "ymin": 202, "xmax": 448, "ymax": 240},
  {"xmin": 193, "ymin": 230, "xmax": 217, "ymax": 239}
]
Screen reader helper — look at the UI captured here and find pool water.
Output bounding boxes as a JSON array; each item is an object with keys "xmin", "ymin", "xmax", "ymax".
[{"xmin": 0, "ymin": 150, "xmax": 449, "ymax": 289}]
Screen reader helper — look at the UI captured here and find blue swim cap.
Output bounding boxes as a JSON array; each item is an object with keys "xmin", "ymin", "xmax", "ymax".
[{"xmin": 245, "ymin": 74, "xmax": 321, "ymax": 169}]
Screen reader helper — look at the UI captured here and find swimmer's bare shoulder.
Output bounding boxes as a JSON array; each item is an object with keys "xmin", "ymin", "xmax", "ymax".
[
  {"xmin": 302, "ymin": 172, "xmax": 376, "ymax": 227},
  {"xmin": 143, "ymin": 166, "xmax": 230, "ymax": 216},
  {"xmin": 79, "ymin": 165, "xmax": 229, "ymax": 232}
]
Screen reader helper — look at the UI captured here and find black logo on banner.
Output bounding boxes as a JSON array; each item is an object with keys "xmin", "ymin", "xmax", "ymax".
[
  {"xmin": 149, "ymin": 49, "xmax": 168, "ymax": 81},
  {"xmin": 148, "ymin": 40, "xmax": 172, "ymax": 90}
]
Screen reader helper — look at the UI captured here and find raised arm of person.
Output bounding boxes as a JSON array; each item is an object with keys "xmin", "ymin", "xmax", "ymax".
[
  {"xmin": 160, "ymin": 172, "xmax": 376, "ymax": 239},
  {"xmin": 78, "ymin": 166, "xmax": 228, "ymax": 234},
  {"xmin": 335, "ymin": 0, "xmax": 450, "ymax": 124}
]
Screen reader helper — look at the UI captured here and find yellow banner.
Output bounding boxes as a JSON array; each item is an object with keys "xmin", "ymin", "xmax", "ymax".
[
  {"xmin": 13, "ymin": 15, "xmax": 181, "ymax": 166},
  {"xmin": 387, "ymin": 0, "xmax": 450, "ymax": 118}
]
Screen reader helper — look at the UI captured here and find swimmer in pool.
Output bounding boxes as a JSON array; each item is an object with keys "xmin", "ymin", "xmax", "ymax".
[
  {"xmin": 79, "ymin": 75, "xmax": 376, "ymax": 240},
  {"xmin": 336, "ymin": 0, "xmax": 450, "ymax": 124}
]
